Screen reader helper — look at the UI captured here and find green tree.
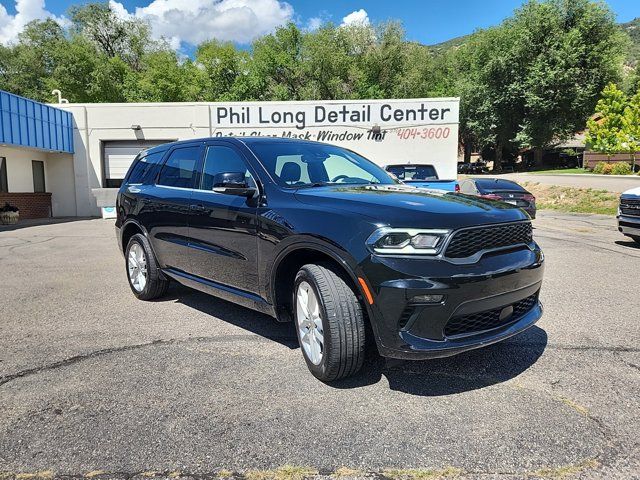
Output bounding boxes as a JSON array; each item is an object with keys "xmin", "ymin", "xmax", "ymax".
[
  {"xmin": 251, "ymin": 23, "xmax": 306, "ymax": 100},
  {"xmin": 513, "ymin": 0, "xmax": 627, "ymax": 166},
  {"xmin": 455, "ymin": 25, "xmax": 521, "ymax": 172},
  {"xmin": 69, "ymin": 2, "xmax": 155, "ymax": 70},
  {"xmin": 125, "ymin": 51, "xmax": 190, "ymax": 102},
  {"xmin": 621, "ymin": 90, "xmax": 640, "ymax": 171},
  {"xmin": 586, "ymin": 83, "xmax": 628, "ymax": 160},
  {"xmin": 0, "ymin": 19, "xmax": 66, "ymax": 101},
  {"xmin": 196, "ymin": 39, "xmax": 250, "ymax": 101}
]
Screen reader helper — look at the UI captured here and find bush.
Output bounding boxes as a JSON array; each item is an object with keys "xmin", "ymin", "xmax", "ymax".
[
  {"xmin": 591, "ymin": 162, "xmax": 628, "ymax": 174},
  {"xmin": 593, "ymin": 162, "xmax": 607, "ymax": 174},
  {"xmin": 593, "ymin": 162, "xmax": 615, "ymax": 174},
  {"xmin": 0, "ymin": 202, "xmax": 19, "ymax": 213},
  {"xmin": 610, "ymin": 162, "xmax": 632, "ymax": 175}
]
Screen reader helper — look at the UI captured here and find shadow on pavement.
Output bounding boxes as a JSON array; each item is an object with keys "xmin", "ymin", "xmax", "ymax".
[
  {"xmin": 332, "ymin": 326, "xmax": 547, "ymax": 396},
  {"xmin": 615, "ymin": 239, "xmax": 640, "ymax": 250},
  {"xmin": 163, "ymin": 283, "xmax": 299, "ymax": 349},
  {"xmin": 162, "ymin": 283, "xmax": 547, "ymax": 396}
]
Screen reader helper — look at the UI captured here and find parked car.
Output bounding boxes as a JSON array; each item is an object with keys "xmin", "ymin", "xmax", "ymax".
[
  {"xmin": 384, "ymin": 164, "xmax": 459, "ymax": 191},
  {"xmin": 459, "ymin": 178, "xmax": 537, "ymax": 219},
  {"xmin": 458, "ymin": 162, "xmax": 488, "ymax": 175},
  {"xmin": 116, "ymin": 138, "xmax": 544, "ymax": 382},
  {"xmin": 618, "ymin": 186, "xmax": 640, "ymax": 244}
]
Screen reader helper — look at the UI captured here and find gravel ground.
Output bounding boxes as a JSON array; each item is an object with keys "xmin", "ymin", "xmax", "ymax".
[{"xmin": 0, "ymin": 212, "xmax": 638, "ymax": 479}]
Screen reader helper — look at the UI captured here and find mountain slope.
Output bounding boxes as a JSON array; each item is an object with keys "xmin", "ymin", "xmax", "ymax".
[{"xmin": 428, "ymin": 18, "xmax": 640, "ymax": 67}]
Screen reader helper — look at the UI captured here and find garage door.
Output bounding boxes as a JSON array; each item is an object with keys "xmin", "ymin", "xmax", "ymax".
[{"xmin": 103, "ymin": 141, "xmax": 172, "ymax": 188}]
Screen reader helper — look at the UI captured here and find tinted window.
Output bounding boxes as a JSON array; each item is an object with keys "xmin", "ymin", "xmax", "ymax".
[
  {"xmin": 387, "ymin": 165, "xmax": 437, "ymax": 181},
  {"xmin": 125, "ymin": 151, "xmax": 165, "ymax": 185},
  {"xmin": 32, "ymin": 160, "xmax": 45, "ymax": 193},
  {"xmin": 0, "ymin": 157, "xmax": 7, "ymax": 192},
  {"xmin": 157, "ymin": 146, "xmax": 199, "ymax": 188},
  {"xmin": 249, "ymin": 142, "xmax": 394, "ymax": 187},
  {"xmin": 475, "ymin": 179, "xmax": 525, "ymax": 193},
  {"xmin": 201, "ymin": 146, "xmax": 255, "ymax": 190}
]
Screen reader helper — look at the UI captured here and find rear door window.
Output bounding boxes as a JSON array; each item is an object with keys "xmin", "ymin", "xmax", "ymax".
[
  {"xmin": 157, "ymin": 146, "xmax": 200, "ymax": 188},
  {"xmin": 125, "ymin": 151, "xmax": 165, "ymax": 185}
]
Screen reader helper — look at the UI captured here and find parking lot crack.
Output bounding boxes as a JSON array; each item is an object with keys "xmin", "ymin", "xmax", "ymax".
[{"xmin": 0, "ymin": 335, "xmax": 292, "ymax": 388}]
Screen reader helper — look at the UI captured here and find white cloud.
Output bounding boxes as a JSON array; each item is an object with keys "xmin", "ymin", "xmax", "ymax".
[
  {"xmin": 0, "ymin": 0, "xmax": 67, "ymax": 45},
  {"xmin": 306, "ymin": 16, "xmax": 322, "ymax": 31},
  {"xmin": 111, "ymin": 0, "xmax": 294, "ymax": 49},
  {"xmin": 341, "ymin": 8, "xmax": 369, "ymax": 27}
]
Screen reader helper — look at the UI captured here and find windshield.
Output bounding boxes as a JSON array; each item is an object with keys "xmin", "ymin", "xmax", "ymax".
[
  {"xmin": 386, "ymin": 164, "xmax": 438, "ymax": 181},
  {"xmin": 248, "ymin": 142, "xmax": 396, "ymax": 188}
]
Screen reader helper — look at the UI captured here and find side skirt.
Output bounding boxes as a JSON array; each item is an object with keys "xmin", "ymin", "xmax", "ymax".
[{"xmin": 162, "ymin": 268, "xmax": 277, "ymax": 318}]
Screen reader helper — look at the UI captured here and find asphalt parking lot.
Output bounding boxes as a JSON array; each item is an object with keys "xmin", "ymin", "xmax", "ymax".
[{"xmin": 0, "ymin": 212, "xmax": 639, "ymax": 479}]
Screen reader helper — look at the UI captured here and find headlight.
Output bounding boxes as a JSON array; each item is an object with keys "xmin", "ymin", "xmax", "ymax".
[{"xmin": 367, "ymin": 228, "xmax": 451, "ymax": 255}]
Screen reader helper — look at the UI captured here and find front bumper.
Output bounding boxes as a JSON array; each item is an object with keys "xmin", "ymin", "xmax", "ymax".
[
  {"xmin": 360, "ymin": 243, "xmax": 545, "ymax": 360},
  {"xmin": 618, "ymin": 214, "xmax": 640, "ymax": 237}
]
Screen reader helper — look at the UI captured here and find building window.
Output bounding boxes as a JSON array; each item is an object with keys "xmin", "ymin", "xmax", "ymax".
[
  {"xmin": 32, "ymin": 160, "xmax": 46, "ymax": 193},
  {"xmin": 0, "ymin": 157, "xmax": 7, "ymax": 192}
]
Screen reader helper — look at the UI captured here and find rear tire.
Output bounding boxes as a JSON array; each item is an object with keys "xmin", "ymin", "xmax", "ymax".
[
  {"xmin": 631, "ymin": 235, "xmax": 640, "ymax": 246},
  {"xmin": 293, "ymin": 263, "xmax": 365, "ymax": 382},
  {"xmin": 125, "ymin": 233, "xmax": 169, "ymax": 300}
]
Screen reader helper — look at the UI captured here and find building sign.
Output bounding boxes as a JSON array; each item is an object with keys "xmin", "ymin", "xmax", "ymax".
[{"xmin": 210, "ymin": 98, "xmax": 460, "ymax": 179}]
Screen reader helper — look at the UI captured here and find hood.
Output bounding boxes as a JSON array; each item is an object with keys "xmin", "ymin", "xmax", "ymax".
[
  {"xmin": 294, "ymin": 184, "xmax": 529, "ymax": 230},
  {"xmin": 622, "ymin": 186, "xmax": 640, "ymax": 198}
]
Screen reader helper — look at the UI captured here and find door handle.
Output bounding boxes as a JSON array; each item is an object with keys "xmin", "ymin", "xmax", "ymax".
[{"xmin": 190, "ymin": 204, "xmax": 206, "ymax": 211}]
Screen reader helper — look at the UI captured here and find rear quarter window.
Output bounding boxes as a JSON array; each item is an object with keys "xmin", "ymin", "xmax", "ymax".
[{"xmin": 124, "ymin": 151, "xmax": 165, "ymax": 185}]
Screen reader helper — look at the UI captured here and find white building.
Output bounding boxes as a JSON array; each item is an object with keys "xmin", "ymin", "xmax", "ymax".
[{"xmin": 1, "ymin": 93, "xmax": 459, "ymax": 218}]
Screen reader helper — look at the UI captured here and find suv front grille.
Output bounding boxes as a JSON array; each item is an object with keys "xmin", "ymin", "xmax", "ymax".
[
  {"xmin": 444, "ymin": 293, "xmax": 539, "ymax": 337},
  {"xmin": 445, "ymin": 222, "xmax": 533, "ymax": 259},
  {"xmin": 620, "ymin": 198, "xmax": 640, "ymax": 217}
]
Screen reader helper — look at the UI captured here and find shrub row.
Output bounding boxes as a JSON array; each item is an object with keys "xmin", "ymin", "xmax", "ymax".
[{"xmin": 592, "ymin": 162, "xmax": 633, "ymax": 175}]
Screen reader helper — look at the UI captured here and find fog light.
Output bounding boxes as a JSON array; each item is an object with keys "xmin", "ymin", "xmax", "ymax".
[
  {"xmin": 411, "ymin": 294, "xmax": 444, "ymax": 304},
  {"xmin": 410, "ymin": 233, "xmax": 441, "ymax": 249}
]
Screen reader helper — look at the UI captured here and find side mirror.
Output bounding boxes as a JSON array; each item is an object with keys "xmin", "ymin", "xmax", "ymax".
[{"xmin": 212, "ymin": 172, "xmax": 258, "ymax": 198}]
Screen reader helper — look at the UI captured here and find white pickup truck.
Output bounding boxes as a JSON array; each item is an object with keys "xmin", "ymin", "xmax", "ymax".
[{"xmin": 618, "ymin": 186, "xmax": 640, "ymax": 245}]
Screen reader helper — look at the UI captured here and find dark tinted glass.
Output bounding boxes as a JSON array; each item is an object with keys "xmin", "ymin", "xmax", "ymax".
[
  {"xmin": 32, "ymin": 160, "xmax": 45, "ymax": 193},
  {"xmin": 0, "ymin": 157, "xmax": 7, "ymax": 192},
  {"xmin": 201, "ymin": 146, "xmax": 254, "ymax": 190},
  {"xmin": 475, "ymin": 179, "xmax": 525, "ymax": 193},
  {"xmin": 125, "ymin": 151, "xmax": 165, "ymax": 185},
  {"xmin": 157, "ymin": 146, "xmax": 199, "ymax": 188},
  {"xmin": 387, "ymin": 165, "xmax": 437, "ymax": 180}
]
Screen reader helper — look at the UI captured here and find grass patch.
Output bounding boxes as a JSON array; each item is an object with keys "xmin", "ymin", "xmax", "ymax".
[
  {"xmin": 332, "ymin": 467, "xmax": 364, "ymax": 477},
  {"xmin": 521, "ymin": 182, "xmax": 619, "ymax": 215},
  {"xmin": 84, "ymin": 472, "xmax": 107, "ymax": 478},
  {"xmin": 244, "ymin": 465, "xmax": 318, "ymax": 480},
  {"xmin": 530, "ymin": 459, "xmax": 599, "ymax": 479},
  {"xmin": 381, "ymin": 467, "xmax": 463, "ymax": 479},
  {"xmin": 527, "ymin": 168, "xmax": 592, "ymax": 175}
]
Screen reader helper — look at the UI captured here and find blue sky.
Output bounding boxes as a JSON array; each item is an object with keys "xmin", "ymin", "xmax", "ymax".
[{"xmin": 1, "ymin": 0, "xmax": 638, "ymax": 48}]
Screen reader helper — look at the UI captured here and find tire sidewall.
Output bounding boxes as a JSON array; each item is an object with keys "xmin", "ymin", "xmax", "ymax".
[
  {"xmin": 125, "ymin": 235, "xmax": 151, "ymax": 299},
  {"xmin": 293, "ymin": 267, "xmax": 333, "ymax": 379}
]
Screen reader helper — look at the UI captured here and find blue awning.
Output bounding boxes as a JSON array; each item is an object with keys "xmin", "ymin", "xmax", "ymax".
[{"xmin": 0, "ymin": 90, "xmax": 74, "ymax": 154}]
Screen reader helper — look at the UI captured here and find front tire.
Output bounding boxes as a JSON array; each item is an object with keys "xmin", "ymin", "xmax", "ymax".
[
  {"xmin": 125, "ymin": 233, "xmax": 169, "ymax": 300},
  {"xmin": 293, "ymin": 263, "xmax": 365, "ymax": 382}
]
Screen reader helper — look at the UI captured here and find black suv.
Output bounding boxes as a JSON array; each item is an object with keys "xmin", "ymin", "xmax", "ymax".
[{"xmin": 116, "ymin": 137, "xmax": 544, "ymax": 381}]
